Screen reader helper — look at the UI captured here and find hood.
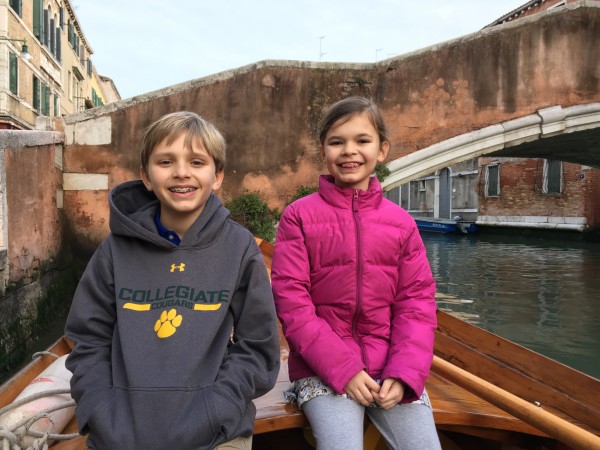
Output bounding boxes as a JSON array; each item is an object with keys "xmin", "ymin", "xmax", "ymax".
[{"xmin": 108, "ymin": 180, "xmax": 229, "ymax": 249}]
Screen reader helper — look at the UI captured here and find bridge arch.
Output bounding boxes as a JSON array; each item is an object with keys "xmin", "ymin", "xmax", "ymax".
[{"xmin": 382, "ymin": 103, "xmax": 600, "ymax": 191}]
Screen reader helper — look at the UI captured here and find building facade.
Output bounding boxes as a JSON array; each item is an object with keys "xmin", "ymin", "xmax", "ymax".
[
  {"xmin": 0, "ymin": 0, "xmax": 119, "ymax": 130},
  {"xmin": 385, "ymin": 160, "xmax": 480, "ymax": 223}
]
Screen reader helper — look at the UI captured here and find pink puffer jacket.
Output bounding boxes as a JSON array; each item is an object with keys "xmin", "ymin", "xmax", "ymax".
[{"xmin": 271, "ymin": 175, "xmax": 437, "ymax": 402}]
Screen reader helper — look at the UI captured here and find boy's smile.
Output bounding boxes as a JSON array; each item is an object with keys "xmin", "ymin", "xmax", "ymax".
[
  {"xmin": 141, "ymin": 133, "xmax": 223, "ymax": 237},
  {"xmin": 320, "ymin": 112, "xmax": 389, "ymax": 190}
]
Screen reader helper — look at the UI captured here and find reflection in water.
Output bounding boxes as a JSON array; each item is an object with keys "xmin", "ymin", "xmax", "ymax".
[{"xmin": 423, "ymin": 230, "xmax": 600, "ymax": 379}]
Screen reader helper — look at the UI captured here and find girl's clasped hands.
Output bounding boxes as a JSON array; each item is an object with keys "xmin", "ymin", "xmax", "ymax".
[{"xmin": 344, "ymin": 370, "xmax": 405, "ymax": 409}]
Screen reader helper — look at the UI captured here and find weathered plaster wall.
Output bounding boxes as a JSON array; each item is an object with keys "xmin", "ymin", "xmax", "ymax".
[
  {"xmin": 4, "ymin": 145, "xmax": 62, "ymax": 283},
  {"xmin": 375, "ymin": 2, "xmax": 600, "ymax": 160},
  {"xmin": 62, "ymin": 3, "xmax": 600, "ymax": 253},
  {"xmin": 0, "ymin": 130, "xmax": 79, "ymax": 376}
]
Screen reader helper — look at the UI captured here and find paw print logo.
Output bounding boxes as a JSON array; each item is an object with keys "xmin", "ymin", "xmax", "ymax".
[{"xmin": 154, "ymin": 308, "xmax": 183, "ymax": 338}]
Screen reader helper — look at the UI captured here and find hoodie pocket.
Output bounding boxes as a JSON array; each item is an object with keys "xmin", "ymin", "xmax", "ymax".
[{"xmin": 128, "ymin": 387, "xmax": 231, "ymax": 449}]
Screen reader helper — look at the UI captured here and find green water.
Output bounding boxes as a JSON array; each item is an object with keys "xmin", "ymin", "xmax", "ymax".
[
  {"xmin": 4, "ymin": 228, "xmax": 600, "ymax": 384},
  {"xmin": 423, "ymin": 229, "xmax": 600, "ymax": 379}
]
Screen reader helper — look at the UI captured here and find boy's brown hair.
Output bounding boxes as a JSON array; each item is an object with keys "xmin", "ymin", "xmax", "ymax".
[{"xmin": 140, "ymin": 111, "xmax": 226, "ymax": 173}]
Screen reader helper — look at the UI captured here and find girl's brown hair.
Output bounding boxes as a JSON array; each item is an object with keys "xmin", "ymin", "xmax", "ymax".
[{"xmin": 318, "ymin": 96, "xmax": 389, "ymax": 145}]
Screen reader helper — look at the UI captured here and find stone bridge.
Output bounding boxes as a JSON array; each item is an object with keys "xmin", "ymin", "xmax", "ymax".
[
  {"xmin": 383, "ymin": 102, "xmax": 600, "ymax": 190},
  {"xmin": 62, "ymin": 0, "xmax": 600, "ymax": 252}
]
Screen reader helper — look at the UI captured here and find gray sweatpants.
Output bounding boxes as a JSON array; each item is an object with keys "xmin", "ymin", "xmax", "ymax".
[{"xmin": 302, "ymin": 394, "xmax": 442, "ymax": 450}]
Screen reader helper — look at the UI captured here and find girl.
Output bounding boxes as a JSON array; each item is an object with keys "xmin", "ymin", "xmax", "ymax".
[{"xmin": 271, "ymin": 96, "xmax": 441, "ymax": 449}]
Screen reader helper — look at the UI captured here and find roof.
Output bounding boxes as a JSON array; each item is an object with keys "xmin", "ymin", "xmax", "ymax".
[{"xmin": 484, "ymin": 0, "xmax": 549, "ymax": 28}]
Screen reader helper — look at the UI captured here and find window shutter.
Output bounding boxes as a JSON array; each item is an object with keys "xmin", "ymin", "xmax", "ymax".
[
  {"xmin": 42, "ymin": 84, "xmax": 51, "ymax": 115},
  {"xmin": 43, "ymin": 8, "xmax": 49, "ymax": 47},
  {"xmin": 33, "ymin": 0, "xmax": 43, "ymax": 40},
  {"xmin": 50, "ymin": 17, "xmax": 55, "ymax": 54},
  {"xmin": 33, "ymin": 77, "xmax": 40, "ymax": 112},
  {"xmin": 56, "ymin": 28, "xmax": 62, "ymax": 61},
  {"xmin": 486, "ymin": 165, "xmax": 500, "ymax": 197},
  {"xmin": 9, "ymin": 52, "xmax": 18, "ymax": 95}
]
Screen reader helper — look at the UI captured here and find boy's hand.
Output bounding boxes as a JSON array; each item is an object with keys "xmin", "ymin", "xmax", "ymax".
[
  {"xmin": 344, "ymin": 370, "xmax": 380, "ymax": 406},
  {"xmin": 375, "ymin": 378, "xmax": 405, "ymax": 409}
]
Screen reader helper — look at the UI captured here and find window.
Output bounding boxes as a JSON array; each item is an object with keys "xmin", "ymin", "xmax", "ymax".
[
  {"xmin": 92, "ymin": 88, "xmax": 104, "ymax": 107},
  {"xmin": 59, "ymin": 7, "xmax": 65, "ymax": 30},
  {"xmin": 9, "ymin": 0, "xmax": 22, "ymax": 16},
  {"xmin": 44, "ymin": 8, "xmax": 50, "ymax": 47},
  {"xmin": 542, "ymin": 159, "xmax": 562, "ymax": 194},
  {"xmin": 41, "ymin": 83, "xmax": 51, "ymax": 116},
  {"xmin": 33, "ymin": 0, "xmax": 43, "ymax": 42},
  {"xmin": 50, "ymin": 17, "xmax": 55, "ymax": 54},
  {"xmin": 9, "ymin": 51, "xmax": 18, "ymax": 95},
  {"xmin": 33, "ymin": 76, "xmax": 40, "ymax": 112},
  {"xmin": 485, "ymin": 164, "xmax": 500, "ymax": 197},
  {"xmin": 55, "ymin": 26, "xmax": 62, "ymax": 61},
  {"xmin": 54, "ymin": 95, "xmax": 60, "ymax": 116}
]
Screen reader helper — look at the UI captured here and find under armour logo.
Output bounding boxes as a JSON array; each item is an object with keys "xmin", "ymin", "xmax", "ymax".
[{"xmin": 170, "ymin": 263, "xmax": 186, "ymax": 272}]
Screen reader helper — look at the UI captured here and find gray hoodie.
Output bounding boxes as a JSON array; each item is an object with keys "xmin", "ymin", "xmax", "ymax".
[{"xmin": 65, "ymin": 180, "xmax": 280, "ymax": 450}]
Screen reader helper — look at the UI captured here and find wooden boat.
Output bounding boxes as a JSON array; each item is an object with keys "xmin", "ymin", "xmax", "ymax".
[
  {"xmin": 413, "ymin": 216, "xmax": 477, "ymax": 234},
  {"xmin": 1, "ymin": 238, "xmax": 599, "ymax": 450}
]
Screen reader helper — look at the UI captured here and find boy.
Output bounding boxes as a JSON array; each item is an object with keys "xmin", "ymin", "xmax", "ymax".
[{"xmin": 65, "ymin": 111, "xmax": 280, "ymax": 450}]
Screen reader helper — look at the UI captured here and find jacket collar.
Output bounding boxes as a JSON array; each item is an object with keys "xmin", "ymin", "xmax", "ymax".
[{"xmin": 318, "ymin": 175, "xmax": 383, "ymax": 211}]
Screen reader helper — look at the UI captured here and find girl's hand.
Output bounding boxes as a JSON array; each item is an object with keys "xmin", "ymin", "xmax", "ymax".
[
  {"xmin": 375, "ymin": 378, "xmax": 405, "ymax": 409},
  {"xmin": 344, "ymin": 370, "xmax": 380, "ymax": 406}
]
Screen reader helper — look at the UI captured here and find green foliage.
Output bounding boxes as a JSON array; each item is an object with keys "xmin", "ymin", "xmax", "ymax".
[
  {"xmin": 375, "ymin": 164, "xmax": 390, "ymax": 182},
  {"xmin": 226, "ymin": 193, "xmax": 278, "ymax": 242},
  {"xmin": 288, "ymin": 185, "xmax": 318, "ymax": 205}
]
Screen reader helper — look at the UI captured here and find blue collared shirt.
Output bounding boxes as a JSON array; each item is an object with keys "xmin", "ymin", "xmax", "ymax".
[{"xmin": 154, "ymin": 210, "xmax": 181, "ymax": 245}]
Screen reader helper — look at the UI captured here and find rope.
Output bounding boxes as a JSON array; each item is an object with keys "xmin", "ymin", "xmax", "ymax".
[
  {"xmin": 0, "ymin": 389, "xmax": 78, "ymax": 450},
  {"xmin": 30, "ymin": 353, "xmax": 59, "ymax": 361}
]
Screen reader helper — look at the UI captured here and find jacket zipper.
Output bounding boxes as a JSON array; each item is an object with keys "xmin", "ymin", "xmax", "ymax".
[{"xmin": 351, "ymin": 190, "xmax": 367, "ymax": 368}]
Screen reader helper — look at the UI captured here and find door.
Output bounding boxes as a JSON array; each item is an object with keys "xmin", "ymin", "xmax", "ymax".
[{"xmin": 439, "ymin": 168, "xmax": 451, "ymax": 219}]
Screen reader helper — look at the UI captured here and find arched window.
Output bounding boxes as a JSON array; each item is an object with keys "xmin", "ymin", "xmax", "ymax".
[
  {"xmin": 542, "ymin": 160, "xmax": 562, "ymax": 194},
  {"xmin": 52, "ymin": 13, "xmax": 62, "ymax": 60},
  {"xmin": 44, "ymin": 6, "xmax": 50, "ymax": 47},
  {"xmin": 50, "ymin": 13, "xmax": 55, "ymax": 54},
  {"xmin": 33, "ymin": 0, "xmax": 44, "ymax": 42}
]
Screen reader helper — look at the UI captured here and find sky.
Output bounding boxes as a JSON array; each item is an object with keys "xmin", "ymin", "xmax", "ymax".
[{"xmin": 73, "ymin": 1, "xmax": 528, "ymax": 100}]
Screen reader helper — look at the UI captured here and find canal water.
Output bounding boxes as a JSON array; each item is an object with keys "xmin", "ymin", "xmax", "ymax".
[
  {"xmin": 423, "ymin": 228, "xmax": 600, "ymax": 380},
  {"xmin": 3, "ymin": 228, "xmax": 599, "ymax": 385}
]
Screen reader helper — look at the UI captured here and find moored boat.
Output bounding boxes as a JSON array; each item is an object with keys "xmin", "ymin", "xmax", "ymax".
[
  {"xmin": 1, "ymin": 238, "xmax": 598, "ymax": 450},
  {"xmin": 413, "ymin": 216, "xmax": 477, "ymax": 234}
]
